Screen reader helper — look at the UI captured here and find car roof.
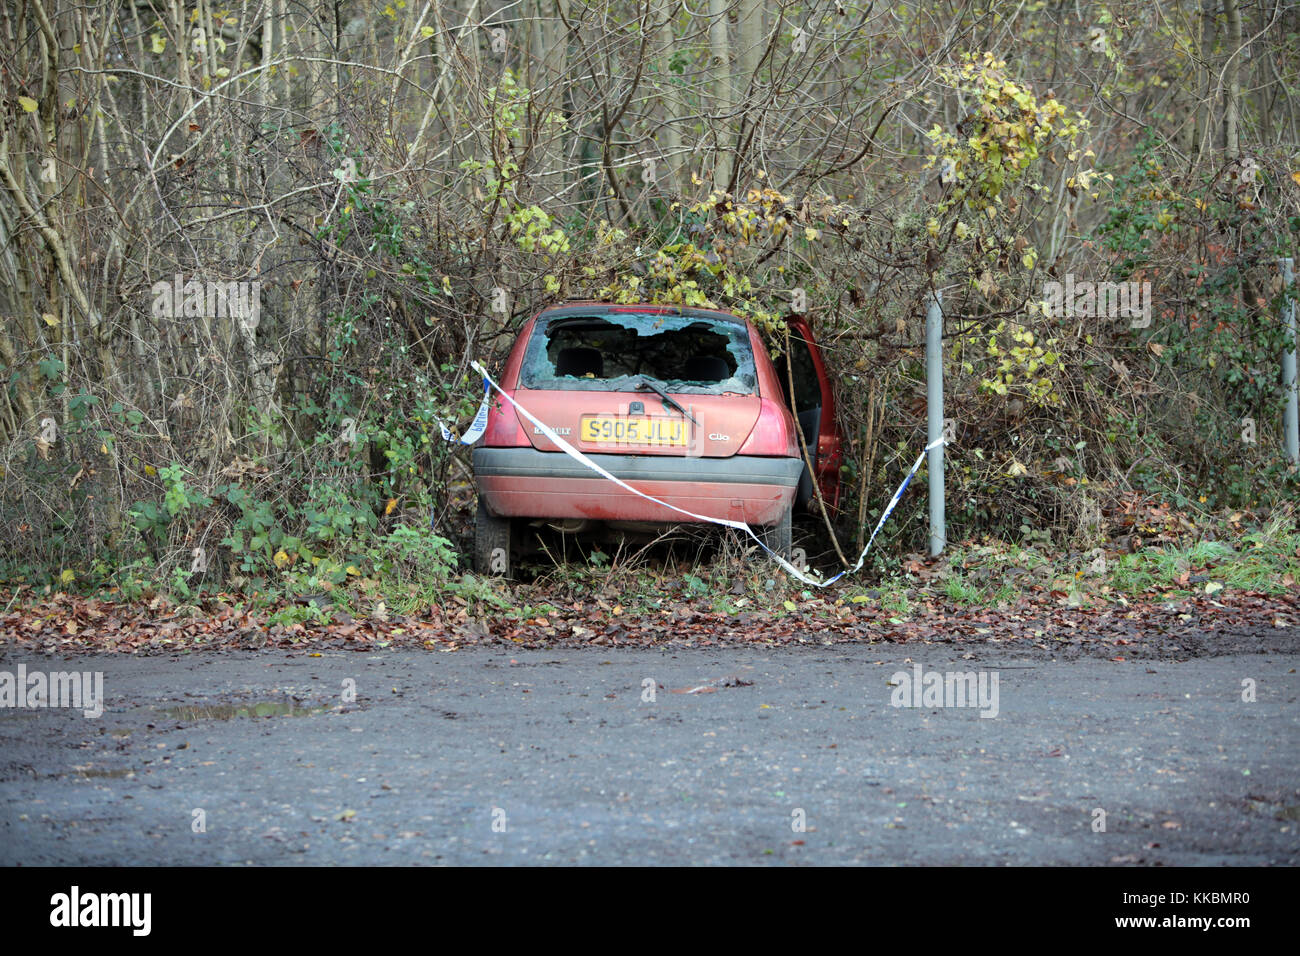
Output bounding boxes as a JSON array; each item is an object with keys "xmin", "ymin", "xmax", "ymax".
[{"xmin": 534, "ymin": 301, "xmax": 751, "ymax": 326}]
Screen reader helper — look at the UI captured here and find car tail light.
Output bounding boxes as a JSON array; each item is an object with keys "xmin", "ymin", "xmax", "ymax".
[
  {"xmin": 738, "ymin": 398, "xmax": 798, "ymax": 457},
  {"xmin": 481, "ymin": 392, "xmax": 530, "ymax": 447}
]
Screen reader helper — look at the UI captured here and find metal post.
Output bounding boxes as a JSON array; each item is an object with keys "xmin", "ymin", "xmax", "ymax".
[
  {"xmin": 926, "ymin": 290, "xmax": 945, "ymax": 556},
  {"xmin": 1281, "ymin": 257, "xmax": 1298, "ymax": 466}
]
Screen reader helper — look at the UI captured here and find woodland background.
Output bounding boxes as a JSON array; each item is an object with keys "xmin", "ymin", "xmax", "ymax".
[{"xmin": 2, "ymin": 0, "xmax": 1298, "ymax": 601}]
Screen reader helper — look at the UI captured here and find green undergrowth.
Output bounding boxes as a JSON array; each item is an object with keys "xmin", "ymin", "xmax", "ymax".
[{"xmin": 5, "ymin": 511, "xmax": 1296, "ymax": 624}]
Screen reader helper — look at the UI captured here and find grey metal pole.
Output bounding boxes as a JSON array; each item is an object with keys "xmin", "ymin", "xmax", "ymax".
[
  {"xmin": 926, "ymin": 290, "xmax": 945, "ymax": 556},
  {"xmin": 1281, "ymin": 257, "xmax": 1298, "ymax": 466}
]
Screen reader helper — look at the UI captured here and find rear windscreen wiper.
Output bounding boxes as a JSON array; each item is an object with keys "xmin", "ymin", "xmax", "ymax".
[{"xmin": 635, "ymin": 378, "xmax": 699, "ymax": 426}]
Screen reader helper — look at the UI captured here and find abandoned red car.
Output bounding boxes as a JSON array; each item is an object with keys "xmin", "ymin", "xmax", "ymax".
[{"xmin": 471, "ymin": 302, "xmax": 841, "ymax": 575}]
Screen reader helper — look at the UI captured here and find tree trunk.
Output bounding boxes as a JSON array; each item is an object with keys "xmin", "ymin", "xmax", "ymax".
[
  {"xmin": 1224, "ymin": 0, "xmax": 1242, "ymax": 158},
  {"xmin": 653, "ymin": 0, "xmax": 683, "ymax": 193},
  {"xmin": 708, "ymin": 0, "xmax": 732, "ymax": 190}
]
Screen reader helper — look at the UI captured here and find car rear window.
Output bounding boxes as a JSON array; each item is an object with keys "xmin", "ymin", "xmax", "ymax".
[{"xmin": 519, "ymin": 311, "xmax": 758, "ymax": 394}]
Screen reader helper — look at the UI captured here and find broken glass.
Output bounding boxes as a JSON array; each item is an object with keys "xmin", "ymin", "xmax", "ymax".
[{"xmin": 520, "ymin": 312, "xmax": 758, "ymax": 394}]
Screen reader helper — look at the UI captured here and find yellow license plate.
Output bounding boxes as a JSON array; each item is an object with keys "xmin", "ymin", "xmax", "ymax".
[{"xmin": 580, "ymin": 416, "xmax": 688, "ymax": 446}]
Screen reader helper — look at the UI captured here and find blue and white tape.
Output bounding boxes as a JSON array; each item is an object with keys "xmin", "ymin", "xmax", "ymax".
[
  {"xmin": 437, "ymin": 375, "xmax": 493, "ymax": 445},
  {"xmin": 447, "ymin": 361, "xmax": 944, "ymax": 588}
]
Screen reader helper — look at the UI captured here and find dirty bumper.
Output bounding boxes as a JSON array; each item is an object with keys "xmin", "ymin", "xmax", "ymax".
[{"xmin": 472, "ymin": 447, "xmax": 801, "ymax": 525}]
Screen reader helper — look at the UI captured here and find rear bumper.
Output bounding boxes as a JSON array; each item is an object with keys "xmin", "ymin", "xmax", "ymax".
[{"xmin": 473, "ymin": 447, "xmax": 801, "ymax": 526}]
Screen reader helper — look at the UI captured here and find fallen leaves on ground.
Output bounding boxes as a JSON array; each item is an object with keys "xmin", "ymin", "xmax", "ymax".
[{"xmin": 0, "ymin": 585, "xmax": 1297, "ymax": 658}]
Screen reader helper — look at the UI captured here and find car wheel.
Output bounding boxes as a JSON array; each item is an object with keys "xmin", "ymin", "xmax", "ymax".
[
  {"xmin": 758, "ymin": 501, "xmax": 793, "ymax": 560},
  {"xmin": 474, "ymin": 499, "xmax": 512, "ymax": 577}
]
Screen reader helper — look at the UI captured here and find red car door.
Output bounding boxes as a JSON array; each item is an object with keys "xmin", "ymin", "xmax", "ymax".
[{"xmin": 780, "ymin": 316, "xmax": 843, "ymax": 513}]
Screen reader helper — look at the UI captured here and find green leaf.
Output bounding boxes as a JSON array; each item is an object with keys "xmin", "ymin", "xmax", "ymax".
[{"xmin": 37, "ymin": 355, "xmax": 65, "ymax": 380}]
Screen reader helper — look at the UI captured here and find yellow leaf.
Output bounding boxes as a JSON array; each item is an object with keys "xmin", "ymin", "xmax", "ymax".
[
  {"xmin": 385, "ymin": 497, "xmax": 398, "ymax": 515},
  {"xmin": 151, "ymin": 34, "xmax": 166, "ymax": 54},
  {"xmin": 1292, "ymin": 171, "xmax": 1300, "ymax": 187},
  {"xmin": 42, "ymin": 312, "xmax": 57, "ymax": 327},
  {"xmin": 420, "ymin": 25, "xmax": 435, "ymax": 37},
  {"xmin": 60, "ymin": 569, "xmax": 75, "ymax": 585},
  {"xmin": 144, "ymin": 464, "xmax": 157, "ymax": 476},
  {"xmin": 783, "ymin": 600, "xmax": 798, "ymax": 611},
  {"xmin": 18, "ymin": 96, "xmax": 38, "ymax": 113},
  {"xmin": 273, "ymin": 549, "xmax": 290, "ymax": 569}
]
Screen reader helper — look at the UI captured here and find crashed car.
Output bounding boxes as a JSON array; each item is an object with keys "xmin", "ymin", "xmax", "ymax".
[{"xmin": 470, "ymin": 302, "xmax": 841, "ymax": 576}]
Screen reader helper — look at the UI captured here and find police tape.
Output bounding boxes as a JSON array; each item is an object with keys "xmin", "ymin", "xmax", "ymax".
[
  {"xmin": 438, "ymin": 373, "xmax": 492, "ymax": 446},
  {"xmin": 442, "ymin": 361, "xmax": 945, "ymax": 588}
]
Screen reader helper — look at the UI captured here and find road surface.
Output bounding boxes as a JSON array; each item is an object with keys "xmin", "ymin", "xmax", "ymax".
[{"xmin": 1, "ymin": 642, "xmax": 1297, "ymax": 864}]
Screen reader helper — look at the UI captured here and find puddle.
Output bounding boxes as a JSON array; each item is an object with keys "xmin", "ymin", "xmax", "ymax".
[
  {"xmin": 162, "ymin": 699, "xmax": 329, "ymax": 721},
  {"xmin": 73, "ymin": 767, "xmax": 135, "ymax": 779}
]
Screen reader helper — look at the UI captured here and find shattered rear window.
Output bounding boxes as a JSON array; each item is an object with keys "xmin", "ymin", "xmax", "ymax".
[{"xmin": 520, "ymin": 312, "xmax": 758, "ymax": 394}]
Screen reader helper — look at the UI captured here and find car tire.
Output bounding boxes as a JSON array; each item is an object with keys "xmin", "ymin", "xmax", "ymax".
[
  {"xmin": 759, "ymin": 501, "xmax": 793, "ymax": 560},
  {"xmin": 474, "ymin": 499, "xmax": 512, "ymax": 577}
]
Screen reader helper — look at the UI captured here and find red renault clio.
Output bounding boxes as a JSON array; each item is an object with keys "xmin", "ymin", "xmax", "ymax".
[{"xmin": 471, "ymin": 302, "xmax": 841, "ymax": 575}]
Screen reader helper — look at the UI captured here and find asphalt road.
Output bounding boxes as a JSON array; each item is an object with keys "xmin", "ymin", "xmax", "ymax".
[{"xmin": 2, "ymin": 643, "xmax": 1297, "ymax": 865}]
